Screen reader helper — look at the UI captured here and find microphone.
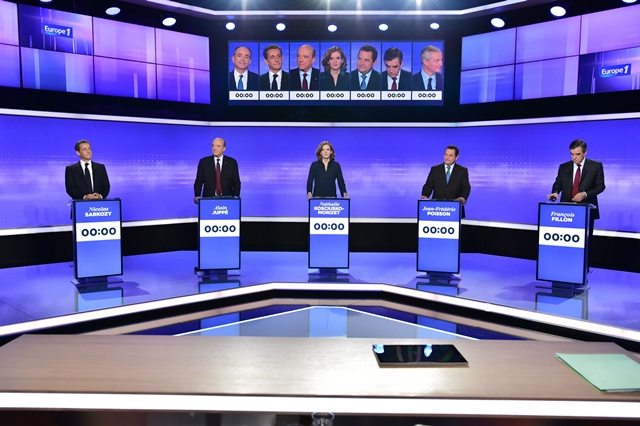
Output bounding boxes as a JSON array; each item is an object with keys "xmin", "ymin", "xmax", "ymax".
[{"xmin": 549, "ymin": 195, "xmax": 557, "ymax": 202}]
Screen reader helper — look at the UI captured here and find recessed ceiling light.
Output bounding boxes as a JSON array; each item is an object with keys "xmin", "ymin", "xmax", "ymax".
[
  {"xmin": 550, "ymin": 6, "xmax": 566, "ymax": 17},
  {"xmin": 105, "ymin": 7, "xmax": 121, "ymax": 16},
  {"xmin": 328, "ymin": 24, "xmax": 337, "ymax": 33},
  {"xmin": 162, "ymin": 17, "xmax": 176, "ymax": 27},
  {"xmin": 491, "ymin": 18, "xmax": 505, "ymax": 28}
]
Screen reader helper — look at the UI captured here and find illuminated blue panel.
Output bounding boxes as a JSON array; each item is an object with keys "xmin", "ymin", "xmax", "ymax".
[
  {"xmin": 21, "ymin": 47, "xmax": 94, "ymax": 93},
  {"xmin": 515, "ymin": 57, "xmax": 579, "ymax": 100},
  {"xmin": 515, "ymin": 17, "xmax": 581, "ymax": 63},
  {"xmin": 417, "ymin": 200, "xmax": 461, "ymax": 273},
  {"xmin": 578, "ymin": 47, "xmax": 640, "ymax": 95},
  {"xmin": 73, "ymin": 199, "xmax": 122, "ymax": 279},
  {"xmin": 0, "ymin": 1, "xmax": 19, "ymax": 46},
  {"xmin": 460, "ymin": 65, "xmax": 515, "ymax": 104},
  {"xmin": 18, "ymin": 4, "xmax": 93, "ymax": 55},
  {"xmin": 537, "ymin": 203, "xmax": 589, "ymax": 285},
  {"xmin": 94, "ymin": 56, "xmax": 156, "ymax": 99},
  {"xmin": 0, "ymin": 44, "xmax": 20, "ymax": 88},
  {"xmin": 461, "ymin": 29, "xmax": 516, "ymax": 70},
  {"xmin": 580, "ymin": 5, "xmax": 640, "ymax": 55},
  {"xmin": 0, "ymin": 115, "xmax": 638, "ymax": 233},
  {"xmin": 94, "ymin": 18, "xmax": 155, "ymax": 63},
  {"xmin": 309, "ymin": 198, "xmax": 350, "ymax": 269},
  {"xmin": 198, "ymin": 198, "xmax": 241, "ymax": 270}
]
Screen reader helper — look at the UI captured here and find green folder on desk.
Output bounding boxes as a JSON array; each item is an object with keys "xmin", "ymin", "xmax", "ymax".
[{"xmin": 556, "ymin": 353, "xmax": 640, "ymax": 393}]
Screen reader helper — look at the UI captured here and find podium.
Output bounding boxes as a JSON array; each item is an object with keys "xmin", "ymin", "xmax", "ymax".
[
  {"xmin": 197, "ymin": 197, "xmax": 241, "ymax": 274},
  {"xmin": 308, "ymin": 198, "xmax": 350, "ymax": 272},
  {"xmin": 417, "ymin": 199, "xmax": 462, "ymax": 276},
  {"xmin": 72, "ymin": 198, "xmax": 122, "ymax": 284},
  {"xmin": 537, "ymin": 202, "xmax": 592, "ymax": 286}
]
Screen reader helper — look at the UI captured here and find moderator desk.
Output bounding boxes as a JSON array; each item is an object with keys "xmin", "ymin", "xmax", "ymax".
[{"xmin": 0, "ymin": 335, "xmax": 639, "ymax": 424}]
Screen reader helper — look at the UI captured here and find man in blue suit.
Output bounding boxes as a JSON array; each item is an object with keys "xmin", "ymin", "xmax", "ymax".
[
  {"xmin": 421, "ymin": 145, "xmax": 471, "ymax": 218},
  {"xmin": 194, "ymin": 138, "xmax": 241, "ymax": 203},
  {"xmin": 412, "ymin": 45, "xmax": 443, "ymax": 91},
  {"xmin": 65, "ymin": 139, "xmax": 110, "ymax": 200},
  {"xmin": 228, "ymin": 46, "xmax": 259, "ymax": 91},
  {"xmin": 350, "ymin": 45, "xmax": 381, "ymax": 91}
]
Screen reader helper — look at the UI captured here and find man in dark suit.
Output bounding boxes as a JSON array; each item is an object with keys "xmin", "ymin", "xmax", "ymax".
[
  {"xmin": 259, "ymin": 44, "xmax": 290, "ymax": 91},
  {"xmin": 289, "ymin": 44, "xmax": 320, "ymax": 91},
  {"xmin": 228, "ymin": 46, "xmax": 258, "ymax": 91},
  {"xmin": 412, "ymin": 45, "xmax": 443, "ymax": 91},
  {"xmin": 381, "ymin": 47, "xmax": 412, "ymax": 91},
  {"xmin": 547, "ymin": 139, "xmax": 605, "ymax": 236},
  {"xmin": 65, "ymin": 139, "xmax": 110, "ymax": 200},
  {"xmin": 421, "ymin": 145, "xmax": 471, "ymax": 218},
  {"xmin": 350, "ymin": 45, "xmax": 381, "ymax": 91},
  {"xmin": 194, "ymin": 138, "xmax": 241, "ymax": 203}
]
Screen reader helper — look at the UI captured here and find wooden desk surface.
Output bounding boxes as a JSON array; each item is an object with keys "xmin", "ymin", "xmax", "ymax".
[{"xmin": 0, "ymin": 335, "xmax": 639, "ymax": 417}]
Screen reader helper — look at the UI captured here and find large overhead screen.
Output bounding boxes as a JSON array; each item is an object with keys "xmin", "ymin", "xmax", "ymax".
[{"xmin": 461, "ymin": 5, "xmax": 640, "ymax": 104}]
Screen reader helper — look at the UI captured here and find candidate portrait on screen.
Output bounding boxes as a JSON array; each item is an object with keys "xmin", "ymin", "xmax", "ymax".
[
  {"xmin": 290, "ymin": 44, "xmax": 320, "ymax": 91},
  {"xmin": 351, "ymin": 44, "xmax": 381, "ymax": 91},
  {"xmin": 228, "ymin": 45, "xmax": 259, "ymax": 91},
  {"xmin": 259, "ymin": 44, "xmax": 289, "ymax": 91},
  {"xmin": 320, "ymin": 46, "xmax": 350, "ymax": 91},
  {"xmin": 412, "ymin": 45, "xmax": 443, "ymax": 91},
  {"xmin": 382, "ymin": 47, "xmax": 412, "ymax": 91}
]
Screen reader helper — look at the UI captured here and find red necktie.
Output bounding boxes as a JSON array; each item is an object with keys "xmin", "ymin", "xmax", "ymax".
[
  {"xmin": 215, "ymin": 158, "xmax": 222, "ymax": 196},
  {"xmin": 571, "ymin": 164, "xmax": 581, "ymax": 198},
  {"xmin": 391, "ymin": 77, "xmax": 397, "ymax": 91},
  {"xmin": 302, "ymin": 73, "xmax": 308, "ymax": 90}
]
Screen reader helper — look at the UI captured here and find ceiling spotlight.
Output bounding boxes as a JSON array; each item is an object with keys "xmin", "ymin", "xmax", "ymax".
[
  {"xmin": 622, "ymin": 0, "xmax": 637, "ymax": 3},
  {"xmin": 39, "ymin": 0, "xmax": 53, "ymax": 3},
  {"xmin": 162, "ymin": 17, "xmax": 176, "ymax": 27},
  {"xmin": 226, "ymin": 22, "xmax": 235, "ymax": 31},
  {"xmin": 328, "ymin": 24, "xmax": 337, "ymax": 33},
  {"xmin": 276, "ymin": 23, "xmax": 286, "ymax": 31},
  {"xmin": 379, "ymin": 23, "xmax": 388, "ymax": 32},
  {"xmin": 491, "ymin": 18, "xmax": 505, "ymax": 28},
  {"xmin": 105, "ymin": 7, "xmax": 121, "ymax": 16},
  {"xmin": 550, "ymin": 6, "xmax": 566, "ymax": 17},
  {"xmin": 430, "ymin": 22, "xmax": 440, "ymax": 30}
]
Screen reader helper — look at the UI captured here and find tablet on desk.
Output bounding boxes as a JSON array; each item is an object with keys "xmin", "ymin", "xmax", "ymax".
[{"xmin": 372, "ymin": 344, "xmax": 468, "ymax": 367}]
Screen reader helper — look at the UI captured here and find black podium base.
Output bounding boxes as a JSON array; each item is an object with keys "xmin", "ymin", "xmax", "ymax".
[
  {"xmin": 72, "ymin": 276, "xmax": 123, "ymax": 290},
  {"xmin": 416, "ymin": 272, "xmax": 461, "ymax": 283}
]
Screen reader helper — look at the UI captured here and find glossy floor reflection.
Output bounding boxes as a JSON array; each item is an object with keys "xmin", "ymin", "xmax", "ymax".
[{"xmin": 0, "ymin": 251, "xmax": 638, "ymax": 331}]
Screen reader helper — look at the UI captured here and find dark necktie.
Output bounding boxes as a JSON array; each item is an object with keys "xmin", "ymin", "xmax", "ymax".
[
  {"xmin": 237, "ymin": 75, "xmax": 244, "ymax": 90},
  {"xmin": 271, "ymin": 74, "xmax": 278, "ymax": 90},
  {"xmin": 360, "ymin": 74, "xmax": 367, "ymax": 90},
  {"xmin": 427, "ymin": 77, "xmax": 433, "ymax": 91},
  {"xmin": 84, "ymin": 162, "xmax": 93, "ymax": 193},
  {"xmin": 215, "ymin": 158, "xmax": 222, "ymax": 196},
  {"xmin": 391, "ymin": 77, "xmax": 397, "ymax": 91},
  {"xmin": 571, "ymin": 164, "xmax": 581, "ymax": 198},
  {"xmin": 446, "ymin": 165, "xmax": 451, "ymax": 183},
  {"xmin": 302, "ymin": 73, "xmax": 308, "ymax": 90}
]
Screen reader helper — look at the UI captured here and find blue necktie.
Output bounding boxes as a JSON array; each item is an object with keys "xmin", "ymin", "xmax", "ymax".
[
  {"xmin": 238, "ymin": 75, "xmax": 244, "ymax": 90},
  {"xmin": 427, "ymin": 77, "xmax": 433, "ymax": 91},
  {"xmin": 446, "ymin": 165, "xmax": 451, "ymax": 183},
  {"xmin": 360, "ymin": 75, "xmax": 367, "ymax": 90}
]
